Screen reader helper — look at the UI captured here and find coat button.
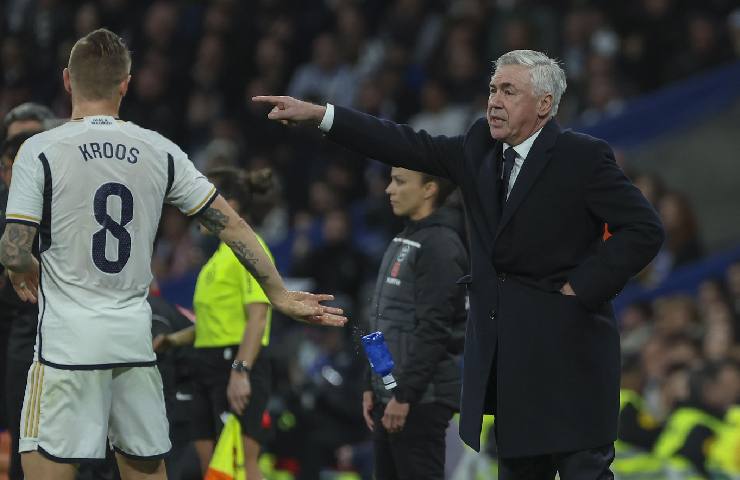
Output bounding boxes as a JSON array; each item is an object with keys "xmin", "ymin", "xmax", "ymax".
[{"xmin": 489, "ymin": 309, "xmax": 496, "ymax": 320}]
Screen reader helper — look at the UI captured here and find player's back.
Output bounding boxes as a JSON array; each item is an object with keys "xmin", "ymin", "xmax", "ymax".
[{"xmin": 6, "ymin": 115, "xmax": 215, "ymax": 368}]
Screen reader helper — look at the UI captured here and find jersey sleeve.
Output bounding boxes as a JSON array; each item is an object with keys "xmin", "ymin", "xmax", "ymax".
[
  {"xmin": 5, "ymin": 141, "xmax": 44, "ymax": 226},
  {"xmin": 164, "ymin": 146, "xmax": 216, "ymax": 216}
]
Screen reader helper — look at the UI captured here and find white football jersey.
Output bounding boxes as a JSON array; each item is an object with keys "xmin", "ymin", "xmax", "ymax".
[{"xmin": 5, "ymin": 116, "xmax": 216, "ymax": 368}]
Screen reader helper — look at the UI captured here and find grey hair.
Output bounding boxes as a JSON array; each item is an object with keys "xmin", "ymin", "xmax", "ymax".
[
  {"xmin": 493, "ymin": 50, "xmax": 567, "ymax": 118},
  {"xmin": 3, "ymin": 102, "xmax": 55, "ymax": 129}
]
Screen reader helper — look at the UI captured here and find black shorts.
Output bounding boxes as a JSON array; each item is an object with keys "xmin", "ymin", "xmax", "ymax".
[{"xmin": 190, "ymin": 346, "xmax": 271, "ymax": 444}]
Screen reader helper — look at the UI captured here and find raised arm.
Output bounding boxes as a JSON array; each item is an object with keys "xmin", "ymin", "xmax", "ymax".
[
  {"xmin": 252, "ymin": 96, "xmax": 466, "ymax": 182},
  {"xmin": 197, "ymin": 195, "xmax": 346, "ymax": 326}
]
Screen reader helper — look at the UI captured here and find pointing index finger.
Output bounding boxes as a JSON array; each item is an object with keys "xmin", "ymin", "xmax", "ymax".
[{"xmin": 251, "ymin": 95, "xmax": 283, "ymax": 105}]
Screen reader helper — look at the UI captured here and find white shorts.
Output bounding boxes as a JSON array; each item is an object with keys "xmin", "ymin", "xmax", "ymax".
[{"xmin": 19, "ymin": 362, "xmax": 171, "ymax": 461}]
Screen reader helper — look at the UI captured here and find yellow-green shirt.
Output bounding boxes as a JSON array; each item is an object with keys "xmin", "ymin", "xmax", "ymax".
[{"xmin": 193, "ymin": 238, "xmax": 273, "ymax": 348}]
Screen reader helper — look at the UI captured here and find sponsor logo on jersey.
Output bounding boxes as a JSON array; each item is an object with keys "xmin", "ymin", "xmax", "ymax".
[{"xmin": 90, "ymin": 117, "xmax": 113, "ymax": 125}]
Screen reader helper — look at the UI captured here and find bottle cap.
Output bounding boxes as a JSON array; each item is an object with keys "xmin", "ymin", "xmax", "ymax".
[{"xmin": 382, "ymin": 374, "xmax": 397, "ymax": 390}]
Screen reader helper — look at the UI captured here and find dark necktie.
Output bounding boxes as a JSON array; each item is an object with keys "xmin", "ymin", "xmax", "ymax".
[{"xmin": 501, "ymin": 147, "xmax": 516, "ymax": 204}]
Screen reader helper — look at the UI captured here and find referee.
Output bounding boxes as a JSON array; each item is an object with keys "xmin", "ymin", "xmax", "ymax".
[{"xmin": 154, "ymin": 167, "xmax": 275, "ymax": 480}]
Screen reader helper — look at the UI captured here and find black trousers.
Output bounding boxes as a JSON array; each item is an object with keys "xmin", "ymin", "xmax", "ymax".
[
  {"xmin": 498, "ymin": 444, "xmax": 615, "ymax": 480},
  {"xmin": 372, "ymin": 401, "xmax": 454, "ymax": 480},
  {"xmin": 5, "ymin": 311, "xmax": 36, "ymax": 480}
]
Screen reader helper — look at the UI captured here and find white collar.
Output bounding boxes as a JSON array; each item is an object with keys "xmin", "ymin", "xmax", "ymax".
[{"xmin": 504, "ymin": 127, "xmax": 544, "ymax": 160}]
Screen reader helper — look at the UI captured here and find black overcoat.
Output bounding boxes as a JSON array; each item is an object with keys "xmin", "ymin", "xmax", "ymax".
[{"xmin": 326, "ymin": 106, "xmax": 664, "ymax": 457}]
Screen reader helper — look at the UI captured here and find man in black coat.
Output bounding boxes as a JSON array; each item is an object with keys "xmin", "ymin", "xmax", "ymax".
[{"xmin": 254, "ymin": 49, "xmax": 664, "ymax": 479}]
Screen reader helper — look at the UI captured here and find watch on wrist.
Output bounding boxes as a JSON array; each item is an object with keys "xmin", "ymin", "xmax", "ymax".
[{"xmin": 231, "ymin": 360, "xmax": 251, "ymax": 374}]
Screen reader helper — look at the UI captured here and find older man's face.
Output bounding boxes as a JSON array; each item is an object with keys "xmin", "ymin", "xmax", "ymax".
[{"xmin": 487, "ymin": 64, "xmax": 546, "ymax": 146}]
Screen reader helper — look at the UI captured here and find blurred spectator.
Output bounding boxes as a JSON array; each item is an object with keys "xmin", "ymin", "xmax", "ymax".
[
  {"xmin": 618, "ymin": 0, "xmax": 684, "ymax": 91},
  {"xmin": 292, "ymin": 209, "xmax": 369, "ymax": 316},
  {"xmin": 287, "ymin": 32, "xmax": 357, "ymax": 106},
  {"xmin": 726, "ymin": 261, "xmax": 740, "ymax": 321},
  {"xmin": 408, "ymin": 79, "xmax": 470, "ymax": 136},
  {"xmin": 631, "ymin": 171, "xmax": 666, "ymax": 208},
  {"xmin": 274, "ymin": 327, "xmax": 368, "ymax": 479},
  {"xmin": 2, "ymin": 102, "xmax": 55, "ymax": 139},
  {"xmin": 619, "ymin": 302, "xmax": 654, "ymax": 358},
  {"xmin": 152, "ymin": 207, "xmax": 203, "ymax": 280},
  {"xmin": 654, "ymin": 361, "xmax": 740, "ymax": 476},
  {"xmin": 658, "ymin": 191, "xmax": 703, "ymax": 267},
  {"xmin": 669, "ymin": 12, "xmax": 734, "ymax": 80},
  {"xmin": 653, "ymin": 295, "xmax": 700, "ymax": 339},
  {"xmin": 641, "ymin": 191, "xmax": 703, "ymax": 286},
  {"xmin": 729, "ymin": 9, "xmax": 740, "ymax": 56}
]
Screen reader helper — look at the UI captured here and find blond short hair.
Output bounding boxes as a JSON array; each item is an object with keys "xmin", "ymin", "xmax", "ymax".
[{"xmin": 68, "ymin": 28, "xmax": 131, "ymax": 101}]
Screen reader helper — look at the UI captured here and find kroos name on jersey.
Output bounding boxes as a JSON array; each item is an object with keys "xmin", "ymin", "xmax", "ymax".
[{"xmin": 78, "ymin": 142, "xmax": 140, "ymax": 164}]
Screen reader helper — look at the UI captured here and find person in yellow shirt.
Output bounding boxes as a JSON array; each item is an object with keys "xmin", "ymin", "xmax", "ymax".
[{"xmin": 154, "ymin": 167, "xmax": 275, "ymax": 480}]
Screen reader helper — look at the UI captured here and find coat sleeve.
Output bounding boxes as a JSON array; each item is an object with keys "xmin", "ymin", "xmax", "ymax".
[
  {"xmin": 393, "ymin": 232, "xmax": 466, "ymax": 404},
  {"xmin": 567, "ymin": 141, "xmax": 665, "ymax": 309},
  {"xmin": 327, "ymin": 106, "xmax": 467, "ymax": 184}
]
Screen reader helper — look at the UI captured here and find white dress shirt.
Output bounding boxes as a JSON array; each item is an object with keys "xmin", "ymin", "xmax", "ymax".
[
  {"xmin": 318, "ymin": 103, "xmax": 336, "ymax": 131},
  {"xmin": 319, "ymin": 103, "xmax": 543, "ymax": 199},
  {"xmin": 502, "ymin": 127, "xmax": 543, "ymax": 199}
]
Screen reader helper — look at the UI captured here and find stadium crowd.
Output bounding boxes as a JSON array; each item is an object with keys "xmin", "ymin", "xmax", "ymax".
[{"xmin": 1, "ymin": 0, "xmax": 740, "ymax": 479}]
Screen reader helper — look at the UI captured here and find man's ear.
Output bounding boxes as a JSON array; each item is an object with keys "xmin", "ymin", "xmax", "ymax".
[
  {"xmin": 538, "ymin": 93, "xmax": 553, "ymax": 118},
  {"xmin": 63, "ymin": 68, "xmax": 72, "ymax": 95},
  {"xmin": 119, "ymin": 74, "xmax": 131, "ymax": 97}
]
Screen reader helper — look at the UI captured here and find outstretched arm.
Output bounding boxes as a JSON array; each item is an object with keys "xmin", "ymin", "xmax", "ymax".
[
  {"xmin": 197, "ymin": 195, "xmax": 346, "ymax": 326},
  {"xmin": 0, "ymin": 223, "xmax": 40, "ymax": 302},
  {"xmin": 252, "ymin": 96, "xmax": 466, "ymax": 182}
]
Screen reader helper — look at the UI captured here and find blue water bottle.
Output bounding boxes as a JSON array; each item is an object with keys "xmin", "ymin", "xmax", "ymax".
[{"xmin": 361, "ymin": 331, "xmax": 397, "ymax": 390}]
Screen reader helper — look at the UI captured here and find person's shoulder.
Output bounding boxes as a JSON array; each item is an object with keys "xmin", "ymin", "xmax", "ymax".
[
  {"xmin": 465, "ymin": 117, "xmax": 489, "ymax": 138},
  {"xmin": 460, "ymin": 117, "xmax": 495, "ymax": 157},
  {"xmin": 119, "ymin": 120, "xmax": 184, "ymax": 155},
  {"xmin": 22, "ymin": 122, "xmax": 75, "ymax": 151},
  {"xmin": 558, "ymin": 129, "xmax": 611, "ymax": 151},
  {"xmin": 416, "ymin": 225, "xmax": 464, "ymax": 254}
]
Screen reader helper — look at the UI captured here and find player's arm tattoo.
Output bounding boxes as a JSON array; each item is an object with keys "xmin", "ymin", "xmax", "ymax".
[
  {"xmin": 0, "ymin": 223, "xmax": 37, "ymax": 272},
  {"xmin": 198, "ymin": 205, "xmax": 271, "ymax": 284},
  {"xmin": 198, "ymin": 205, "xmax": 229, "ymax": 235},
  {"xmin": 227, "ymin": 237, "xmax": 270, "ymax": 284}
]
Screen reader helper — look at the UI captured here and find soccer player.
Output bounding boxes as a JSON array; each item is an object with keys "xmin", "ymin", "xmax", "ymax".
[
  {"xmin": 0, "ymin": 28, "xmax": 345, "ymax": 480},
  {"xmin": 154, "ymin": 167, "xmax": 278, "ymax": 479}
]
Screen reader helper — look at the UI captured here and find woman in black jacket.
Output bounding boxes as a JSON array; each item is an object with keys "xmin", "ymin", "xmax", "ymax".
[{"xmin": 362, "ymin": 166, "xmax": 468, "ymax": 480}]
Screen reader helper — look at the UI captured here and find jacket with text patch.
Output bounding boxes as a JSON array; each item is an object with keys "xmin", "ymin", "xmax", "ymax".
[{"xmin": 367, "ymin": 206, "xmax": 467, "ymax": 409}]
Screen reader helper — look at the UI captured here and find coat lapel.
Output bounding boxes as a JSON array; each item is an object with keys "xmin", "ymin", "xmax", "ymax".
[{"xmin": 495, "ymin": 120, "xmax": 561, "ymax": 241}]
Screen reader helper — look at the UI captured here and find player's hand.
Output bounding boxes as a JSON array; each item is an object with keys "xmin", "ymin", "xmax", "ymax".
[
  {"xmin": 8, "ymin": 258, "xmax": 40, "ymax": 303},
  {"xmin": 362, "ymin": 390, "xmax": 375, "ymax": 432},
  {"xmin": 227, "ymin": 370, "xmax": 251, "ymax": 416},
  {"xmin": 152, "ymin": 334, "xmax": 174, "ymax": 353},
  {"xmin": 251, "ymin": 96, "xmax": 326, "ymax": 126},
  {"xmin": 273, "ymin": 291, "xmax": 347, "ymax": 327},
  {"xmin": 382, "ymin": 397, "xmax": 410, "ymax": 433}
]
